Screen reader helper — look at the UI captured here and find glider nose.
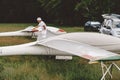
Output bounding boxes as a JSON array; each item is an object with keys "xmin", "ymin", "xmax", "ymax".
[{"xmin": 58, "ymin": 29, "xmax": 66, "ymax": 32}]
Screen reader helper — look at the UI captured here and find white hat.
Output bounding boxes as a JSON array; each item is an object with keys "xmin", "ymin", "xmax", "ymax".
[{"xmin": 37, "ymin": 17, "xmax": 42, "ymax": 20}]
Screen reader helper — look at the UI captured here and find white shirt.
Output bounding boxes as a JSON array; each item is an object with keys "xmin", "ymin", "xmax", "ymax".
[
  {"xmin": 38, "ymin": 21, "xmax": 46, "ymax": 30},
  {"xmin": 37, "ymin": 21, "xmax": 47, "ymax": 38}
]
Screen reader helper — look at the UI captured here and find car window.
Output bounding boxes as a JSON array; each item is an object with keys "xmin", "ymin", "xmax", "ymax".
[{"xmin": 114, "ymin": 23, "xmax": 120, "ymax": 28}]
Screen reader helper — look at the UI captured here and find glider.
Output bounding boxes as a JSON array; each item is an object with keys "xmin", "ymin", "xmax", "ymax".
[
  {"xmin": 0, "ymin": 26, "xmax": 66, "ymax": 38},
  {"xmin": 0, "ymin": 32, "xmax": 120, "ymax": 80}
]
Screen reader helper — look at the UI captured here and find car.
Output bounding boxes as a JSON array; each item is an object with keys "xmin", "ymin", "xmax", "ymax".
[
  {"xmin": 84, "ymin": 21, "xmax": 101, "ymax": 32},
  {"xmin": 99, "ymin": 14, "xmax": 120, "ymax": 38}
]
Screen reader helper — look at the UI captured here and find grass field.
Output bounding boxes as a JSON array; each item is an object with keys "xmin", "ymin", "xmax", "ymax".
[{"xmin": 0, "ymin": 23, "xmax": 119, "ymax": 80}]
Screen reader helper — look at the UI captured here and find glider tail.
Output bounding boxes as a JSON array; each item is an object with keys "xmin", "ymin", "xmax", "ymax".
[{"xmin": 37, "ymin": 26, "xmax": 67, "ymax": 41}]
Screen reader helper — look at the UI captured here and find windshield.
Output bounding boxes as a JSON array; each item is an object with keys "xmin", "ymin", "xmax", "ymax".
[
  {"xmin": 111, "ymin": 14, "xmax": 120, "ymax": 19},
  {"xmin": 113, "ymin": 22, "xmax": 120, "ymax": 28}
]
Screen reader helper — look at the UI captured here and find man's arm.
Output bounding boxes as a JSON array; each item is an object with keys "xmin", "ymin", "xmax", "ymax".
[{"xmin": 43, "ymin": 25, "xmax": 46, "ymax": 30}]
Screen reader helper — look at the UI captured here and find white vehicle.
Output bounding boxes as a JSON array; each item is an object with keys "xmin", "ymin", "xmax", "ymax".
[
  {"xmin": 99, "ymin": 14, "xmax": 120, "ymax": 37},
  {"xmin": 0, "ymin": 32, "xmax": 120, "ymax": 80}
]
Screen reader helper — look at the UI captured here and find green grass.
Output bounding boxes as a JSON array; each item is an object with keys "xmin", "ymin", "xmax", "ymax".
[
  {"xmin": 0, "ymin": 23, "xmax": 36, "ymax": 32},
  {"xmin": 0, "ymin": 23, "xmax": 119, "ymax": 80}
]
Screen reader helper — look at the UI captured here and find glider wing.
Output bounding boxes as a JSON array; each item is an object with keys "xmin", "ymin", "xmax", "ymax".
[{"xmin": 38, "ymin": 38, "xmax": 120, "ymax": 63}]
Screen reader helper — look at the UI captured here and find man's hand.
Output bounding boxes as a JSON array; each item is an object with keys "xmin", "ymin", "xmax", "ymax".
[{"xmin": 32, "ymin": 27, "xmax": 39, "ymax": 32}]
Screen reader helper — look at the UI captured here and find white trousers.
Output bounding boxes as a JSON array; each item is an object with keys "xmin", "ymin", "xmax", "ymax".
[{"xmin": 37, "ymin": 31, "xmax": 47, "ymax": 41}]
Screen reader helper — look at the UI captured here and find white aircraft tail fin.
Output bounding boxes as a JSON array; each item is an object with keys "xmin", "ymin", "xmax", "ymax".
[
  {"xmin": 36, "ymin": 26, "xmax": 67, "ymax": 41},
  {"xmin": 47, "ymin": 26, "xmax": 67, "ymax": 35}
]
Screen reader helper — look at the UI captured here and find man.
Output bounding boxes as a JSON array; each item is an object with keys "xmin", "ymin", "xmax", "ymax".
[{"xmin": 32, "ymin": 17, "xmax": 47, "ymax": 40}]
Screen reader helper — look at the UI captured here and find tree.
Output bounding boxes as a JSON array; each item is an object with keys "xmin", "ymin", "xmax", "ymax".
[
  {"xmin": 38, "ymin": 0, "xmax": 117, "ymax": 25},
  {"xmin": 38, "ymin": 0, "xmax": 78, "ymax": 25},
  {"xmin": 0, "ymin": 0, "xmax": 118, "ymax": 25},
  {"xmin": 0, "ymin": 0, "xmax": 46, "ymax": 23},
  {"xmin": 74, "ymin": 0, "xmax": 115, "ymax": 21}
]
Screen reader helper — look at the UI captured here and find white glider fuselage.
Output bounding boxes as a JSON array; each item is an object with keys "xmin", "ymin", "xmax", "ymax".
[
  {"xmin": 0, "ymin": 41, "xmax": 70, "ymax": 56},
  {"xmin": 0, "ymin": 32, "xmax": 120, "ymax": 56}
]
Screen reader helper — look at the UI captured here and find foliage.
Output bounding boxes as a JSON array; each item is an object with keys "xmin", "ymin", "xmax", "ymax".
[
  {"xmin": 0, "ymin": 0, "xmax": 46, "ymax": 23},
  {"xmin": 0, "ymin": 0, "xmax": 119, "ymax": 26},
  {"xmin": 38, "ymin": 0, "xmax": 77, "ymax": 25},
  {"xmin": 38, "ymin": 0, "xmax": 117, "ymax": 25}
]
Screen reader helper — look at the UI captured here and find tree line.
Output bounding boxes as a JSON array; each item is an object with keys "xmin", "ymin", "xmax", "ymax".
[{"xmin": 0, "ymin": 0, "xmax": 119, "ymax": 26}]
